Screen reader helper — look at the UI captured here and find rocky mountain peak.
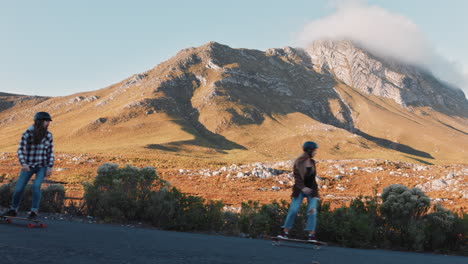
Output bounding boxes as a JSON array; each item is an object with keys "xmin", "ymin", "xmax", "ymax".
[{"xmin": 305, "ymin": 39, "xmax": 468, "ymax": 116}]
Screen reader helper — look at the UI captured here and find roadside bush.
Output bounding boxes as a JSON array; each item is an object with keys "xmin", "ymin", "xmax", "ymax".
[
  {"xmin": 380, "ymin": 184, "xmax": 430, "ymax": 249},
  {"xmin": 80, "ymin": 166, "xmax": 466, "ymax": 255},
  {"xmin": 39, "ymin": 184, "xmax": 66, "ymax": 212},
  {"xmin": 451, "ymin": 213, "xmax": 468, "ymax": 255},
  {"xmin": 239, "ymin": 201, "xmax": 270, "ymax": 237},
  {"xmin": 423, "ymin": 204, "xmax": 461, "ymax": 252},
  {"xmin": 84, "ymin": 164, "xmax": 227, "ymax": 232},
  {"xmin": 317, "ymin": 196, "xmax": 382, "ymax": 248},
  {"xmin": 169, "ymin": 191, "xmax": 222, "ymax": 231},
  {"xmin": 0, "ymin": 181, "xmax": 65, "ymax": 213},
  {"xmin": 141, "ymin": 187, "xmax": 226, "ymax": 232},
  {"xmin": 238, "ymin": 200, "xmax": 289, "ymax": 238},
  {"xmin": 83, "ymin": 163, "xmax": 167, "ymax": 222},
  {"xmin": 222, "ymin": 211, "xmax": 240, "ymax": 235},
  {"xmin": 140, "ymin": 187, "xmax": 179, "ymax": 227},
  {"xmin": 0, "ymin": 181, "xmax": 13, "ymax": 208}
]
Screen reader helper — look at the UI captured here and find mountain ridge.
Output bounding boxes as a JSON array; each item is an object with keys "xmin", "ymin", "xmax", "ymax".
[{"xmin": 0, "ymin": 40, "xmax": 467, "ymax": 164}]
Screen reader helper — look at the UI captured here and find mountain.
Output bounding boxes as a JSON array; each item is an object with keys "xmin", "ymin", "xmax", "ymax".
[
  {"xmin": 0, "ymin": 41, "xmax": 467, "ymax": 164},
  {"xmin": 306, "ymin": 40, "xmax": 467, "ymax": 116}
]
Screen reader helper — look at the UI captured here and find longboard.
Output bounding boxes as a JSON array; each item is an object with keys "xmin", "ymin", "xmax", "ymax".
[
  {"xmin": 1, "ymin": 216, "xmax": 46, "ymax": 228},
  {"xmin": 271, "ymin": 236, "xmax": 327, "ymax": 249}
]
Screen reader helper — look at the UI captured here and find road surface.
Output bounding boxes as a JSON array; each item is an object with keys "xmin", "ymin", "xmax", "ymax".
[{"xmin": 1, "ymin": 218, "xmax": 466, "ymax": 264}]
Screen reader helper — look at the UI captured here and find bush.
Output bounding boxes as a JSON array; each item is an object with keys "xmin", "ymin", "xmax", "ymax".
[
  {"xmin": 140, "ymin": 187, "xmax": 179, "ymax": 227},
  {"xmin": 423, "ymin": 204, "xmax": 461, "ymax": 252},
  {"xmin": 0, "ymin": 181, "xmax": 65, "ymax": 213},
  {"xmin": 222, "ymin": 211, "xmax": 240, "ymax": 235},
  {"xmin": 40, "ymin": 184, "xmax": 66, "ymax": 212},
  {"xmin": 380, "ymin": 184, "xmax": 431, "ymax": 249},
  {"xmin": 451, "ymin": 213, "xmax": 468, "ymax": 255},
  {"xmin": 318, "ymin": 196, "xmax": 382, "ymax": 248},
  {"xmin": 81, "ymin": 167, "xmax": 467, "ymax": 255},
  {"xmin": 84, "ymin": 163, "xmax": 166, "ymax": 222},
  {"xmin": 238, "ymin": 200, "xmax": 284, "ymax": 238},
  {"xmin": 84, "ymin": 164, "xmax": 227, "ymax": 232}
]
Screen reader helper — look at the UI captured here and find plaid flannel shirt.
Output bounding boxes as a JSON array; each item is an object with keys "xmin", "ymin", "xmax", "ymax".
[{"xmin": 17, "ymin": 126, "xmax": 54, "ymax": 168}]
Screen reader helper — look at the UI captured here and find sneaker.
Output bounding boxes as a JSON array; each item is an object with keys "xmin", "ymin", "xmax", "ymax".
[
  {"xmin": 307, "ymin": 234, "xmax": 317, "ymax": 242},
  {"xmin": 1, "ymin": 209, "xmax": 17, "ymax": 217},
  {"xmin": 27, "ymin": 211, "xmax": 38, "ymax": 220},
  {"xmin": 277, "ymin": 231, "xmax": 289, "ymax": 239}
]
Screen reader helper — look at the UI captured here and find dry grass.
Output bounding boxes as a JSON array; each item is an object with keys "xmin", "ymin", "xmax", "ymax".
[{"xmin": 0, "ymin": 152, "xmax": 466, "ymax": 214}]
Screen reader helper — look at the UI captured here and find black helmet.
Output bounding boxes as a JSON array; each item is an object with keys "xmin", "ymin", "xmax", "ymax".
[
  {"xmin": 302, "ymin": 141, "xmax": 318, "ymax": 151},
  {"xmin": 34, "ymin": 112, "xmax": 52, "ymax": 121}
]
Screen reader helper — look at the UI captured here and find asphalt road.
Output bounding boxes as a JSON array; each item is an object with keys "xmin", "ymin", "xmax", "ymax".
[{"xmin": 0, "ymin": 218, "xmax": 466, "ymax": 264}]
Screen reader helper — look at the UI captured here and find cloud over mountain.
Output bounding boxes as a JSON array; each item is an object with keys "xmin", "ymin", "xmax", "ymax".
[{"xmin": 293, "ymin": 0, "xmax": 468, "ymax": 96}]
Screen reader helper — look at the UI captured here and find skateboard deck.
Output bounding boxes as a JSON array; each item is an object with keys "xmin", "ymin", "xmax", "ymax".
[
  {"xmin": 1, "ymin": 216, "xmax": 46, "ymax": 228},
  {"xmin": 271, "ymin": 236, "xmax": 327, "ymax": 248}
]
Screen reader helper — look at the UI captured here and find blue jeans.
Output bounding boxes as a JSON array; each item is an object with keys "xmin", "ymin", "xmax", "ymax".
[
  {"xmin": 281, "ymin": 192, "xmax": 318, "ymax": 231},
  {"xmin": 11, "ymin": 167, "xmax": 47, "ymax": 212}
]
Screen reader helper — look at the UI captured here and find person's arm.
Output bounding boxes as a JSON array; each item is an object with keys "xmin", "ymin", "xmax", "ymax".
[
  {"xmin": 17, "ymin": 131, "xmax": 29, "ymax": 170},
  {"xmin": 46, "ymin": 134, "xmax": 54, "ymax": 177}
]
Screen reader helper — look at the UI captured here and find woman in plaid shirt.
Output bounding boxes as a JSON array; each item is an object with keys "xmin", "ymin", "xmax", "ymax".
[{"xmin": 2, "ymin": 112, "xmax": 54, "ymax": 219}]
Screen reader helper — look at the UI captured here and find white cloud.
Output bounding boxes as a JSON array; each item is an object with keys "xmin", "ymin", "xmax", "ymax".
[{"xmin": 294, "ymin": 0, "xmax": 467, "ymax": 97}]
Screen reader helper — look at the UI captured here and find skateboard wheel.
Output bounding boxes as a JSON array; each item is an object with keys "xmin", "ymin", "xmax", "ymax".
[
  {"xmin": 40, "ymin": 223, "xmax": 46, "ymax": 228},
  {"xmin": 27, "ymin": 223, "xmax": 35, "ymax": 228}
]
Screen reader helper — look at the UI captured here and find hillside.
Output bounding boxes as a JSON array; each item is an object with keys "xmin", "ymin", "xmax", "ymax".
[{"xmin": 0, "ymin": 41, "xmax": 467, "ymax": 165}]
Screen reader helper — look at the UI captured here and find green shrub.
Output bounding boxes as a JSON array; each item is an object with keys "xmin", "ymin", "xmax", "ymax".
[
  {"xmin": 381, "ymin": 184, "xmax": 430, "ymax": 222},
  {"xmin": 317, "ymin": 196, "xmax": 381, "ymax": 248},
  {"xmin": 451, "ymin": 213, "xmax": 468, "ymax": 255},
  {"xmin": 141, "ymin": 187, "xmax": 226, "ymax": 232},
  {"xmin": 0, "ymin": 181, "xmax": 65, "ymax": 213},
  {"xmin": 238, "ymin": 200, "xmax": 289, "ymax": 238},
  {"xmin": 222, "ymin": 211, "xmax": 240, "ymax": 235},
  {"xmin": 380, "ymin": 184, "xmax": 431, "ymax": 248},
  {"xmin": 140, "ymin": 187, "xmax": 179, "ymax": 227},
  {"xmin": 239, "ymin": 201, "xmax": 270, "ymax": 237},
  {"xmin": 0, "ymin": 181, "xmax": 13, "ymax": 208},
  {"xmin": 170, "ymin": 192, "xmax": 210, "ymax": 231},
  {"xmin": 81, "ymin": 167, "xmax": 467, "ymax": 255},
  {"xmin": 40, "ymin": 184, "xmax": 66, "ymax": 212},
  {"xmin": 423, "ymin": 204, "xmax": 460, "ymax": 252},
  {"xmin": 84, "ymin": 163, "xmax": 167, "ymax": 222}
]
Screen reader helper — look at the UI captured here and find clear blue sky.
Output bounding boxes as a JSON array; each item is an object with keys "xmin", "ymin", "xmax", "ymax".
[{"xmin": 1, "ymin": 0, "xmax": 467, "ymax": 97}]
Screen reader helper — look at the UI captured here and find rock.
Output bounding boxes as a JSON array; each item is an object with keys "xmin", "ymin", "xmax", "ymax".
[
  {"xmin": 445, "ymin": 173, "xmax": 456, "ymax": 179},
  {"xmin": 306, "ymin": 40, "xmax": 466, "ymax": 112},
  {"xmin": 334, "ymin": 175, "xmax": 344, "ymax": 180}
]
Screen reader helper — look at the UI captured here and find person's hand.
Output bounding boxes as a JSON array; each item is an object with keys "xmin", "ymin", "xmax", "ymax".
[
  {"xmin": 21, "ymin": 165, "xmax": 30, "ymax": 171},
  {"xmin": 46, "ymin": 168, "xmax": 53, "ymax": 177},
  {"xmin": 302, "ymin": 187, "xmax": 312, "ymax": 195}
]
